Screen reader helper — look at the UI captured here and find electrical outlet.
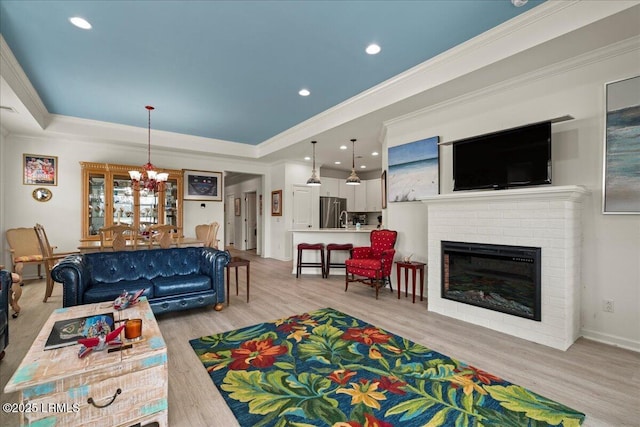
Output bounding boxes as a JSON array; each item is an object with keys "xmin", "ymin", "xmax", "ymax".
[{"xmin": 603, "ymin": 299, "xmax": 614, "ymax": 313}]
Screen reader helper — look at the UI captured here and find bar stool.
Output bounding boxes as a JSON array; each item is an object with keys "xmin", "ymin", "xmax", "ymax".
[
  {"xmin": 325, "ymin": 243, "xmax": 353, "ymax": 278},
  {"xmin": 296, "ymin": 243, "xmax": 325, "ymax": 278}
]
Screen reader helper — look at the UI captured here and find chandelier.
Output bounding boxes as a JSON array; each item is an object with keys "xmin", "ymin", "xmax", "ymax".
[
  {"xmin": 129, "ymin": 105, "xmax": 168, "ymax": 192},
  {"xmin": 345, "ymin": 138, "xmax": 361, "ymax": 185}
]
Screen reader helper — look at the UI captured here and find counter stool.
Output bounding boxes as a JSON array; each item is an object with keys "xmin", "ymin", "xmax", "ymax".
[
  {"xmin": 325, "ymin": 243, "xmax": 353, "ymax": 278},
  {"xmin": 296, "ymin": 243, "xmax": 325, "ymax": 278}
]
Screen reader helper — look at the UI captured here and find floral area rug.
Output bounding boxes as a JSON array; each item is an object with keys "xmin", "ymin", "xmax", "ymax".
[{"xmin": 189, "ymin": 308, "xmax": 585, "ymax": 427}]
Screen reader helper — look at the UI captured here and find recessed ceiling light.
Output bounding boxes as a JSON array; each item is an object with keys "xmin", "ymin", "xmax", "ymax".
[
  {"xmin": 511, "ymin": 0, "xmax": 527, "ymax": 6},
  {"xmin": 360, "ymin": 165, "xmax": 367, "ymax": 169},
  {"xmin": 334, "ymin": 161, "xmax": 341, "ymax": 165},
  {"xmin": 69, "ymin": 17, "xmax": 92, "ymax": 30},
  {"xmin": 366, "ymin": 44, "xmax": 381, "ymax": 55},
  {"xmin": 371, "ymin": 152, "xmax": 379, "ymax": 156},
  {"xmin": 339, "ymin": 145, "xmax": 347, "ymax": 150},
  {"xmin": 304, "ymin": 156, "xmax": 311, "ymax": 161},
  {"xmin": 299, "ymin": 89, "xmax": 310, "ymax": 96}
]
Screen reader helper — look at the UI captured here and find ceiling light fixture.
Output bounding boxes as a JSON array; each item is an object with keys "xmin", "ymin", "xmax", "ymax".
[
  {"xmin": 372, "ymin": 151, "xmax": 379, "ymax": 156},
  {"xmin": 306, "ymin": 140, "xmax": 321, "ymax": 186},
  {"xmin": 345, "ymin": 139, "xmax": 361, "ymax": 186},
  {"xmin": 366, "ymin": 44, "xmax": 381, "ymax": 55},
  {"xmin": 339, "ymin": 145, "xmax": 347, "ymax": 150},
  {"xmin": 69, "ymin": 17, "xmax": 92, "ymax": 29},
  {"xmin": 511, "ymin": 0, "xmax": 528, "ymax": 7},
  {"xmin": 129, "ymin": 106, "xmax": 168, "ymax": 193},
  {"xmin": 299, "ymin": 89, "xmax": 310, "ymax": 96}
]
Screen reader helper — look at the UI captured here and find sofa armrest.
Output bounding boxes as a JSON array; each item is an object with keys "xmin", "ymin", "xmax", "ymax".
[
  {"xmin": 0, "ymin": 270, "xmax": 10, "ymax": 314},
  {"xmin": 51, "ymin": 254, "xmax": 89, "ymax": 307},
  {"xmin": 200, "ymin": 248, "xmax": 231, "ymax": 305}
]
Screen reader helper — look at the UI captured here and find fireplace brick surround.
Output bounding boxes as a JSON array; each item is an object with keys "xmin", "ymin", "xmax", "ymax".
[{"xmin": 423, "ymin": 185, "xmax": 589, "ymax": 350}]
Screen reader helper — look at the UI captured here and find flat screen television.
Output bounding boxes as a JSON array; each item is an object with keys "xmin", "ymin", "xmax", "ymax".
[{"xmin": 452, "ymin": 121, "xmax": 551, "ymax": 191}]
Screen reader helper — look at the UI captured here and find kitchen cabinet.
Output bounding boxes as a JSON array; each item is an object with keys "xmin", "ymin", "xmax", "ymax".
[
  {"xmin": 321, "ymin": 177, "xmax": 340, "ymax": 197},
  {"xmin": 81, "ymin": 162, "xmax": 183, "ymax": 240},
  {"xmin": 339, "ymin": 180, "xmax": 354, "ymax": 211},
  {"xmin": 354, "ymin": 181, "xmax": 367, "ymax": 211},
  {"xmin": 366, "ymin": 178, "xmax": 382, "ymax": 211}
]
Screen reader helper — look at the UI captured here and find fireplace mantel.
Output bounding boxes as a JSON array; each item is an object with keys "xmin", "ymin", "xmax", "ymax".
[
  {"xmin": 420, "ymin": 185, "xmax": 589, "ymax": 204},
  {"xmin": 425, "ymin": 184, "xmax": 589, "ymax": 350}
]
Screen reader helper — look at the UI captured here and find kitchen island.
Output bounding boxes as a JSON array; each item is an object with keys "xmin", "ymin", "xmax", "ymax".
[{"xmin": 291, "ymin": 228, "xmax": 373, "ymax": 276}]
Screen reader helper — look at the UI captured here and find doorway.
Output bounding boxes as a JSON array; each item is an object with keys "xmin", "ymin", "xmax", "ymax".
[{"xmin": 225, "ymin": 194, "xmax": 235, "ymax": 246}]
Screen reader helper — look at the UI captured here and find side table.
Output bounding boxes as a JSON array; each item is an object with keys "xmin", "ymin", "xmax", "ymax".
[
  {"xmin": 226, "ymin": 257, "xmax": 250, "ymax": 305},
  {"xmin": 395, "ymin": 261, "xmax": 427, "ymax": 303}
]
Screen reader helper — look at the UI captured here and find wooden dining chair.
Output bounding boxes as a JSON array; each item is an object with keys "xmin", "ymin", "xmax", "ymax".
[
  {"xmin": 195, "ymin": 222, "xmax": 220, "ymax": 249},
  {"xmin": 98, "ymin": 225, "xmax": 138, "ymax": 251},
  {"xmin": 148, "ymin": 225, "xmax": 182, "ymax": 249},
  {"xmin": 34, "ymin": 224, "xmax": 79, "ymax": 303}
]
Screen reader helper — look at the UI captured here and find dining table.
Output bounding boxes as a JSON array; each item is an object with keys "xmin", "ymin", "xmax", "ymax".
[{"xmin": 78, "ymin": 237, "xmax": 204, "ymax": 253}]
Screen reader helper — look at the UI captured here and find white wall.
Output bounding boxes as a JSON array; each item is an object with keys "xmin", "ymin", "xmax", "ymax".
[
  {"xmin": 0, "ymin": 132, "xmax": 272, "ymax": 273},
  {"xmin": 384, "ymin": 42, "xmax": 640, "ymax": 350}
]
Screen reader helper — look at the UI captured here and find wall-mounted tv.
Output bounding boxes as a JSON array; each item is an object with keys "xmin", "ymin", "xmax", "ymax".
[{"xmin": 452, "ymin": 121, "xmax": 552, "ymax": 191}]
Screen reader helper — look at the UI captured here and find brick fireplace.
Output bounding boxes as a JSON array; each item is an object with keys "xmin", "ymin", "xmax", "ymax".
[{"xmin": 424, "ymin": 185, "xmax": 589, "ymax": 350}]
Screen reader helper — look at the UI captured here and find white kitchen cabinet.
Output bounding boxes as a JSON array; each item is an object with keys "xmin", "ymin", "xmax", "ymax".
[
  {"xmin": 321, "ymin": 177, "xmax": 340, "ymax": 197},
  {"xmin": 339, "ymin": 180, "xmax": 354, "ymax": 211},
  {"xmin": 366, "ymin": 178, "xmax": 382, "ymax": 211},
  {"xmin": 354, "ymin": 181, "xmax": 367, "ymax": 211}
]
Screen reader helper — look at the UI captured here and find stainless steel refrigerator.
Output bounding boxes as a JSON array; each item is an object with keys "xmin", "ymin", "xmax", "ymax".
[{"xmin": 320, "ymin": 197, "xmax": 347, "ymax": 228}]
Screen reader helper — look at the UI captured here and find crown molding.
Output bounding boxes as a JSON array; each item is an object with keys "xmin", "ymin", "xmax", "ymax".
[
  {"xmin": 0, "ymin": 35, "xmax": 49, "ymax": 129},
  {"xmin": 257, "ymin": 0, "xmax": 638, "ymax": 157},
  {"xmin": 384, "ymin": 35, "xmax": 640, "ymax": 133}
]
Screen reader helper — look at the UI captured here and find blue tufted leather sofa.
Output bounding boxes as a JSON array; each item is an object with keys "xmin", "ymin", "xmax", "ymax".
[
  {"xmin": 0, "ymin": 270, "xmax": 10, "ymax": 360},
  {"xmin": 51, "ymin": 247, "xmax": 230, "ymax": 314}
]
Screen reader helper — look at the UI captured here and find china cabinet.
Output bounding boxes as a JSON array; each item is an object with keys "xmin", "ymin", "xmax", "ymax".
[{"xmin": 81, "ymin": 162, "xmax": 183, "ymax": 241}]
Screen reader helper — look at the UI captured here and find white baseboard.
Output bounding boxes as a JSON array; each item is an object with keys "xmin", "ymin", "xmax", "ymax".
[{"xmin": 581, "ymin": 328, "xmax": 640, "ymax": 353}]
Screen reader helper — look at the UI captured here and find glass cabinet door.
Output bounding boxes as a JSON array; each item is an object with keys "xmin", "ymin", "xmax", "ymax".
[
  {"xmin": 163, "ymin": 180, "xmax": 179, "ymax": 227},
  {"xmin": 113, "ymin": 175, "xmax": 135, "ymax": 227},
  {"xmin": 139, "ymin": 190, "xmax": 159, "ymax": 232},
  {"xmin": 88, "ymin": 173, "xmax": 106, "ymax": 236}
]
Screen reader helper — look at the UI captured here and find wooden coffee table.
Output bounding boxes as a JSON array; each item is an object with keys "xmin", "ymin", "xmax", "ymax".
[{"xmin": 4, "ymin": 298, "xmax": 168, "ymax": 427}]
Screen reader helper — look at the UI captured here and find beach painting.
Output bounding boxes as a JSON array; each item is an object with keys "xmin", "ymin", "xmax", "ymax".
[
  {"xmin": 388, "ymin": 136, "xmax": 439, "ymax": 202},
  {"xmin": 603, "ymin": 76, "xmax": 640, "ymax": 214}
]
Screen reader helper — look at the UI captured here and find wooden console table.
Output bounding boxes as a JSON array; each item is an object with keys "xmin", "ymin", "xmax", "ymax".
[
  {"xmin": 395, "ymin": 261, "xmax": 426, "ymax": 304},
  {"xmin": 4, "ymin": 298, "xmax": 168, "ymax": 426}
]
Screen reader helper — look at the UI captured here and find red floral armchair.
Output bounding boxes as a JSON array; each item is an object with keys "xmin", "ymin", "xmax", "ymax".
[{"xmin": 344, "ymin": 229, "xmax": 397, "ymax": 299}]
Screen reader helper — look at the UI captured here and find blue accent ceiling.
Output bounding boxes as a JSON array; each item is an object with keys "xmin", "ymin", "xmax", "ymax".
[{"xmin": 0, "ymin": 1, "xmax": 543, "ymax": 145}]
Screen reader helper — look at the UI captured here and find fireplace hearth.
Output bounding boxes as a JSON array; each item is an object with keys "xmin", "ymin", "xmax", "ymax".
[{"xmin": 442, "ymin": 241, "xmax": 541, "ymax": 321}]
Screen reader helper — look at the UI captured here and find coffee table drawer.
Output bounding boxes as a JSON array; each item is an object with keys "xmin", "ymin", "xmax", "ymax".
[{"xmin": 22, "ymin": 364, "xmax": 167, "ymax": 426}]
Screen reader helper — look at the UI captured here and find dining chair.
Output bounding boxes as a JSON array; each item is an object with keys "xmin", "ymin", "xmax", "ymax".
[
  {"xmin": 148, "ymin": 224, "xmax": 182, "ymax": 249},
  {"xmin": 98, "ymin": 225, "xmax": 138, "ymax": 251},
  {"xmin": 5, "ymin": 227, "xmax": 44, "ymax": 282},
  {"xmin": 195, "ymin": 222, "xmax": 220, "ymax": 249},
  {"xmin": 34, "ymin": 224, "xmax": 79, "ymax": 303}
]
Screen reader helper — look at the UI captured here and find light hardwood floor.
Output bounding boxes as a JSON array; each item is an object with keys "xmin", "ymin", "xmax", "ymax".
[{"xmin": 1, "ymin": 249, "xmax": 638, "ymax": 426}]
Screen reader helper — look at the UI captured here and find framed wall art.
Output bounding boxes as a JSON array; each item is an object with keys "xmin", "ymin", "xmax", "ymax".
[
  {"xmin": 234, "ymin": 198, "xmax": 241, "ymax": 216},
  {"xmin": 24, "ymin": 154, "xmax": 57, "ymax": 185},
  {"xmin": 388, "ymin": 136, "xmax": 439, "ymax": 202},
  {"xmin": 603, "ymin": 75, "xmax": 640, "ymax": 214},
  {"xmin": 183, "ymin": 170, "xmax": 222, "ymax": 201},
  {"xmin": 271, "ymin": 190, "xmax": 282, "ymax": 216}
]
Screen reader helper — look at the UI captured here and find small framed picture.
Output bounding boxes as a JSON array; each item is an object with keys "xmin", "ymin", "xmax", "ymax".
[
  {"xmin": 271, "ymin": 190, "xmax": 282, "ymax": 216},
  {"xmin": 183, "ymin": 170, "xmax": 222, "ymax": 201},
  {"xmin": 24, "ymin": 154, "xmax": 58, "ymax": 186},
  {"xmin": 234, "ymin": 198, "xmax": 241, "ymax": 216}
]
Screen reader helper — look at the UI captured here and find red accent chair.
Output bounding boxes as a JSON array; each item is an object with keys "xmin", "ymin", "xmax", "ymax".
[{"xmin": 344, "ymin": 229, "xmax": 397, "ymax": 299}]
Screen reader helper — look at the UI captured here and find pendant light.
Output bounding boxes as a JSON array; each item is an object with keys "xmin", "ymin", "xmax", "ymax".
[
  {"xmin": 345, "ymin": 138, "xmax": 361, "ymax": 185},
  {"xmin": 306, "ymin": 140, "xmax": 321, "ymax": 186},
  {"xmin": 129, "ymin": 106, "xmax": 169, "ymax": 193}
]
